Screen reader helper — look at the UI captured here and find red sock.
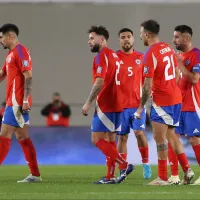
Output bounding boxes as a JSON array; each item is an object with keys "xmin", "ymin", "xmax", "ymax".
[
  {"xmin": 106, "ymin": 141, "xmax": 116, "ymax": 179},
  {"xmin": 158, "ymin": 159, "xmax": 168, "ymax": 181},
  {"xmin": 168, "ymin": 143, "xmax": 179, "ymax": 176},
  {"xmin": 118, "ymin": 153, "xmax": 127, "ymax": 170},
  {"xmin": 192, "ymin": 144, "xmax": 200, "ymax": 165},
  {"xmin": 177, "ymin": 153, "xmax": 190, "ymax": 173},
  {"xmin": 96, "ymin": 139, "xmax": 127, "ymax": 169},
  {"xmin": 139, "ymin": 147, "xmax": 149, "ymax": 163},
  {"xmin": 19, "ymin": 138, "xmax": 40, "ymax": 176},
  {"xmin": 0, "ymin": 136, "xmax": 11, "ymax": 164}
]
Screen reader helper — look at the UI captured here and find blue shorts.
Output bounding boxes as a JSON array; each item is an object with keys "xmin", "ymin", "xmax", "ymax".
[
  {"xmin": 91, "ymin": 112, "xmax": 122, "ymax": 132},
  {"xmin": 2, "ymin": 106, "xmax": 29, "ymax": 128},
  {"xmin": 175, "ymin": 112, "xmax": 200, "ymax": 137},
  {"xmin": 117, "ymin": 108, "xmax": 146, "ymax": 135},
  {"xmin": 150, "ymin": 103, "xmax": 181, "ymax": 126}
]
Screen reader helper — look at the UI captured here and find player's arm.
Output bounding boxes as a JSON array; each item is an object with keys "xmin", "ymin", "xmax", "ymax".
[
  {"xmin": 82, "ymin": 53, "xmax": 106, "ymax": 116},
  {"xmin": 135, "ymin": 51, "xmax": 154, "ymax": 118},
  {"xmin": 23, "ymin": 70, "xmax": 32, "ymax": 102},
  {"xmin": 140, "ymin": 77, "xmax": 153, "ymax": 107},
  {"xmin": 0, "ymin": 70, "xmax": 6, "ymax": 83},
  {"xmin": 85, "ymin": 78, "xmax": 104, "ymax": 105},
  {"xmin": 16, "ymin": 46, "xmax": 33, "ymax": 112},
  {"xmin": 0, "ymin": 64, "xmax": 7, "ymax": 83},
  {"xmin": 175, "ymin": 67, "xmax": 180, "ymax": 83},
  {"xmin": 177, "ymin": 54, "xmax": 200, "ymax": 84}
]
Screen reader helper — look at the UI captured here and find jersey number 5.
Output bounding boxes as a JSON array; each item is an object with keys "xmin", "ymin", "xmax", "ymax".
[
  {"xmin": 163, "ymin": 55, "xmax": 175, "ymax": 81},
  {"xmin": 115, "ymin": 61, "xmax": 121, "ymax": 85}
]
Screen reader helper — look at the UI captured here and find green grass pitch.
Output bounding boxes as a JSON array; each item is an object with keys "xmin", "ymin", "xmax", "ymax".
[{"xmin": 0, "ymin": 165, "xmax": 199, "ymax": 199}]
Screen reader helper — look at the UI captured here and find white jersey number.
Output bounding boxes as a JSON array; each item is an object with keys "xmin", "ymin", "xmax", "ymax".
[
  {"xmin": 115, "ymin": 61, "xmax": 121, "ymax": 85},
  {"xmin": 128, "ymin": 67, "xmax": 133, "ymax": 76},
  {"xmin": 163, "ymin": 55, "xmax": 175, "ymax": 81}
]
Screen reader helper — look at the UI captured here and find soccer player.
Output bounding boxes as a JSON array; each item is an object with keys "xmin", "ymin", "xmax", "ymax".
[
  {"xmin": 82, "ymin": 25, "xmax": 133, "ymax": 184},
  {"xmin": 167, "ymin": 25, "xmax": 200, "ymax": 185},
  {"xmin": 0, "ymin": 23, "xmax": 41, "ymax": 183},
  {"xmin": 115, "ymin": 28, "xmax": 151, "ymax": 179},
  {"xmin": 135, "ymin": 20, "xmax": 194, "ymax": 185}
]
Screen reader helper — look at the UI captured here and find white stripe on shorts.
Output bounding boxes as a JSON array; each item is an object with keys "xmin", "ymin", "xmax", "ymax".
[
  {"xmin": 152, "ymin": 102, "xmax": 174, "ymax": 125},
  {"xmin": 96, "ymin": 102, "xmax": 120, "ymax": 132}
]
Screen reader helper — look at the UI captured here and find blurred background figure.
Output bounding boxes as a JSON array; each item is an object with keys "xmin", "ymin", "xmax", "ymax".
[
  {"xmin": 41, "ymin": 92, "xmax": 71, "ymax": 127},
  {"xmin": 0, "ymin": 101, "xmax": 5, "ymax": 125}
]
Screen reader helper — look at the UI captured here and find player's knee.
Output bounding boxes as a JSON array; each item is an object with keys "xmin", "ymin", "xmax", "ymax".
[
  {"xmin": 135, "ymin": 130, "xmax": 144, "ymax": 140},
  {"xmin": 189, "ymin": 136, "xmax": 200, "ymax": 146},
  {"xmin": 0, "ymin": 125, "xmax": 14, "ymax": 139},
  {"xmin": 118, "ymin": 134, "xmax": 128, "ymax": 144},
  {"xmin": 16, "ymin": 134, "xmax": 29, "ymax": 141},
  {"xmin": 153, "ymin": 133, "xmax": 166, "ymax": 144}
]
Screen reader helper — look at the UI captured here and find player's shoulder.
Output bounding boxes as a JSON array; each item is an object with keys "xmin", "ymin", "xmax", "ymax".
[{"xmin": 14, "ymin": 44, "xmax": 29, "ymax": 57}]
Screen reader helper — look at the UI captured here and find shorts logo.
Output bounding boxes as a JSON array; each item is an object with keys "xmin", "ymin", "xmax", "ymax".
[
  {"xmin": 185, "ymin": 60, "xmax": 190, "ymax": 66},
  {"xmin": 135, "ymin": 59, "xmax": 141, "ymax": 64},
  {"xmin": 144, "ymin": 66, "xmax": 149, "ymax": 74},
  {"xmin": 97, "ymin": 66, "xmax": 102, "ymax": 74},
  {"xmin": 22, "ymin": 60, "xmax": 29, "ymax": 67}
]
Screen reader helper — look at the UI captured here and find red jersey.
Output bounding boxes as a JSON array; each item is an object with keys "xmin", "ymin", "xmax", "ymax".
[
  {"xmin": 178, "ymin": 47, "xmax": 200, "ymax": 112},
  {"xmin": 1, "ymin": 44, "xmax": 32, "ymax": 107},
  {"xmin": 116, "ymin": 50, "xmax": 143, "ymax": 108},
  {"xmin": 143, "ymin": 42, "xmax": 182, "ymax": 106},
  {"xmin": 92, "ymin": 47, "xmax": 123, "ymax": 112}
]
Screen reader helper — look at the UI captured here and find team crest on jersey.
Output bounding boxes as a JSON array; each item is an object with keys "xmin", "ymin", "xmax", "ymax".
[
  {"xmin": 185, "ymin": 60, "xmax": 190, "ymax": 66},
  {"xmin": 97, "ymin": 66, "xmax": 102, "ymax": 74},
  {"xmin": 144, "ymin": 66, "xmax": 149, "ymax": 74},
  {"xmin": 135, "ymin": 59, "xmax": 141, "ymax": 64},
  {"xmin": 22, "ymin": 60, "xmax": 29, "ymax": 67}
]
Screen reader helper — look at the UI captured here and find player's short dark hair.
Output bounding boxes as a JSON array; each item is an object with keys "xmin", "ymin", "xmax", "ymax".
[
  {"xmin": 141, "ymin": 20, "xmax": 160, "ymax": 35},
  {"xmin": 174, "ymin": 25, "xmax": 193, "ymax": 36},
  {"xmin": 0, "ymin": 23, "xmax": 19, "ymax": 36},
  {"xmin": 53, "ymin": 92, "xmax": 60, "ymax": 97},
  {"xmin": 118, "ymin": 28, "xmax": 133, "ymax": 36},
  {"xmin": 88, "ymin": 26, "xmax": 109, "ymax": 40}
]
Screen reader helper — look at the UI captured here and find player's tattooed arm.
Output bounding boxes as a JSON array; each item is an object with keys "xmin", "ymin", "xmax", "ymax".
[
  {"xmin": 141, "ymin": 77, "xmax": 152, "ymax": 107},
  {"xmin": 23, "ymin": 70, "xmax": 33, "ymax": 101},
  {"xmin": 86, "ymin": 77, "xmax": 104, "ymax": 105}
]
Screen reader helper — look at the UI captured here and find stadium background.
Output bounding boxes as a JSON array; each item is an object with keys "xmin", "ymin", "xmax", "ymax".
[{"xmin": 0, "ymin": 0, "xmax": 199, "ymax": 165}]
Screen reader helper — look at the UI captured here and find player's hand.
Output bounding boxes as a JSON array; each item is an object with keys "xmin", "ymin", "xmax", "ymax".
[
  {"xmin": 176, "ymin": 53, "xmax": 183, "ymax": 64},
  {"xmin": 134, "ymin": 107, "xmax": 143, "ymax": 119},
  {"xmin": 22, "ymin": 102, "xmax": 31, "ymax": 113},
  {"xmin": 82, "ymin": 103, "xmax": 90, "ymax": 116}
]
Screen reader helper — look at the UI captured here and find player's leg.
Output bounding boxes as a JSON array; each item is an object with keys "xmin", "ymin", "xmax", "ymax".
[
  {"xmin": 183, "ymin": 112, "xmax": 200, "ymax": 185},
  {"xmin": 91, "ymin": 112, "xmax": 133, "ymax": 184},
  {"xmin": 104, "ymin": 132, "xmax": 116, "ymax": 182},
  {"xmin": 167, "ymin": 111, "xmax": 194, "ymax": 185},
  {"xmin": 0, "ymin": 106, "xmax": 19, "ymax": 164},
  {"xmin": 15, "ymin": 124, "xmax": 41, "ymax": 183},
  {"xmin": 116, "ymin": 109, "xmax": 129, "ymax": 176},
  {"xmin": 117, "ymin": 134, "xmax": 128, "ymax": 172},
  {"xmin": 131, "ymin": 108, "xmax": 151, "ymax": 179},
  {"xmin": 148, "ymin": 103, "xmax": 179, "ymax": 185},
  {"xmin": 167, "ymin": 112, "xmax": 184, "ymax": 184},
  {"xmin": 148, "ymin": 121, "xmax": 169, "ymax": 185}
]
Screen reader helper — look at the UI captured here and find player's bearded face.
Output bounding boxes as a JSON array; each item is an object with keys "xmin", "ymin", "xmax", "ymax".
[
  {"xmin": 88, "ymin": 33, "xmax": 101, "ymax": 53},
  {"xmin": 0, "ymin": 33, "xmax": 8, "ymax": 49},
  {"xmin": 90, "ymin": 43, "xmax": 100, "ymax": 53},
  {"xmin": 173, "ymin": 32, "xmax": 186, "ymax": 51},
  {"xmin": 120, "ymin": 32, "xmax": 134, "ymax": 52},
  {"xmin": 140, "ymin": 27, "xmax": 148, "ymax": 46}
]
